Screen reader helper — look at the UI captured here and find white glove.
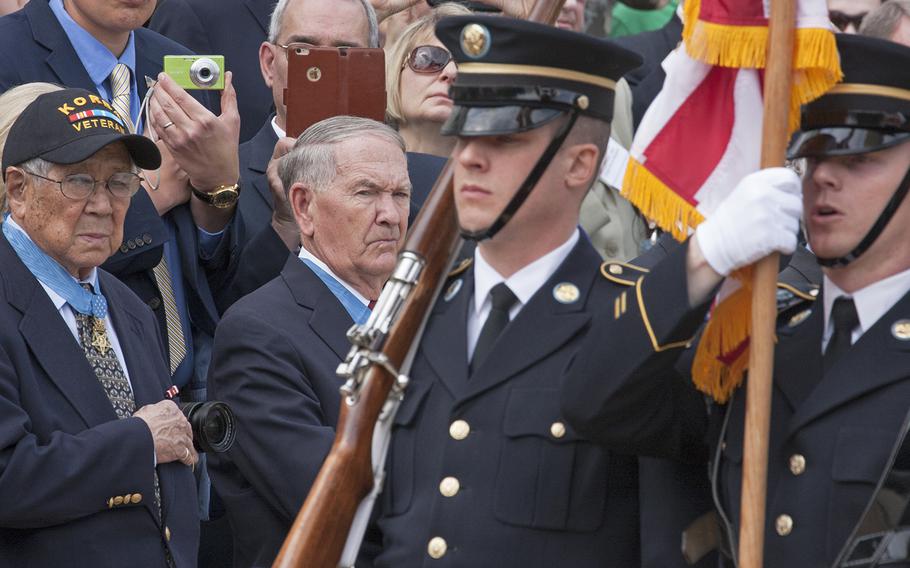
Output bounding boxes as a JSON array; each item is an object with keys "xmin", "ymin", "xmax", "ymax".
[{"xmin": 695, "ymin": 167, "xmax": 802, "ymax": 276}]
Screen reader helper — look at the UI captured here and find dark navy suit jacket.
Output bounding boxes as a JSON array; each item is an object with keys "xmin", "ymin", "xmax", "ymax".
[
  {"xmin": 375, "ymin": 236, "xmax": 641, "ymax": 567},
  {"xmin": 0, "ymin": 234, "xmax": 198, "ymax": 567},
  {"xmin": 0, "ymin": 0, "xmax": 237, "ymax": 372},
  {"xmin": 149, "ymin": 0, "xmax": 276, "ymax": 142},
  {"xmin": 207, "ymin": 256, "xmax": 352, "ymax": 568}
]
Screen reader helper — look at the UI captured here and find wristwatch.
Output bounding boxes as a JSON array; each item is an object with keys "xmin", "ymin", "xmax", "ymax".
[{"xmin": 191, "ymin": 183, "xmax": 241, "ymax": 209}]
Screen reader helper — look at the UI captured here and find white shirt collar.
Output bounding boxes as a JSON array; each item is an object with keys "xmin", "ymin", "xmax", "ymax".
[
  {"xmin": 271, "ymin": 116, "xmax": 286, "ymax": 139},
  {"xmin": 472, "ymin": 228, "xmax": 580, "ymax": 316},
  {"xmin": 823, "ymin": 267, "xmax": 910, "ymax": 340},
  {"xmin": 297, "ymin": 245, "xmax": 371, "ymax": 306}
]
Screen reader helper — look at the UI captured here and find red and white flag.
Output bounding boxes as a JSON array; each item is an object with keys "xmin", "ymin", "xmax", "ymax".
[{"xmin": 621, "ymin": 0, "xmax": 841, "ymax": 402}]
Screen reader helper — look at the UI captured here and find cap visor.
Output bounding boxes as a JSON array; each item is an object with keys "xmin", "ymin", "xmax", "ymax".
[
  {"xmin": 441, "ymin": 105, "xmax": 564, "ymax": 137},
  {"xmin": 788, "ymin": 127, "xmax": 910, "ymax": 159},
  {"xmin": 41, "ymin": 132, "xmax": 161, "ymax": 171}
]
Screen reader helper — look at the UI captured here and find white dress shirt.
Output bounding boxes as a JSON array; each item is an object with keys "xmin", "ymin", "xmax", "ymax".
[
  {"xmin": 272, "ymin": 116, "xmax": 286, "ymax": 139},
  {"xmin": 467, "ymin": 229, "xmax": 580, "ymax": 360},
  {"xmin": 822, "ymin": 266, "xmax": 910, "ymax": 351}
]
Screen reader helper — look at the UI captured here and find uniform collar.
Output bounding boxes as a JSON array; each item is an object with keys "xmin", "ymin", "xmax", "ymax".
[
  {"xmin": 823, "ymin": 266, "xmax": 910, "ymax": 340},
  {"xmin": 472, "ymin": 228, "xmax": 580, "ymax": 316}
]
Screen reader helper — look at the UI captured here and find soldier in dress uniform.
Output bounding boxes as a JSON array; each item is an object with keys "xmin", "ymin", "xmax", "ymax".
[
  {"xmin": 373, "ymin": 14, "xmax": 644, "ymax": 568},
  {"xmin": 561, "ymin": 34, "xmax": 910, "ymax": 567}
]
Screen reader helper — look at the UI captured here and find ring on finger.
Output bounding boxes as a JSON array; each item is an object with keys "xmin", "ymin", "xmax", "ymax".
[
  {"xmin": 162, "ymin": 121, "xmax": 175, "ymax": 130},
  {"xmin": 182, "ymin": 447, "xmax": 190, "ymax": 461}
]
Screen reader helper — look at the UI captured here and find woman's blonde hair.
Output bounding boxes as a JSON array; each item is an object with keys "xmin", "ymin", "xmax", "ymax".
[
  {"xmin": 0, "ymin": 82, "xmax": 64, "ymax": 216},
  {"xmin": 385, "ymin": 3, "xmax": 470, "ymax": 127}
]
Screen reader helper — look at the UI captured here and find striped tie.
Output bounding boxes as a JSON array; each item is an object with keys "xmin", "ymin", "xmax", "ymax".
[
  {"xmin": 151, "ymin": 257, "xmax": 187, "ymax": 375},
  {"xmin": 109, "ymin": 63, "xmax": 135, "ymax": 133}
]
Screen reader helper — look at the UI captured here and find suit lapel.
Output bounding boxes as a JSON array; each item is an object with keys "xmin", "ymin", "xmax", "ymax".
[
  {"xmin": 1, "ymin": 237, "xmax": 118, "ymax": 428},
  {"xmin": 134, "ymin": 36, "xmax": 163, "ymax": 102},
  {"xmin": 788, "ymin": 289, "xmax": 910, "ymax": 435},
  {"xmin": 773, "ymin": 303, "xmax": 824, "ymax": 412},
  {"xmin": 243, "ymin": 0, "xmax": 273, "ymax": 34},
  {"xmin": 250, "ymin": 121, "xmax": 279, "ymax": 211},
  {"xmin": 421, "ymin": 272, "xmax": 472, "ymax": 397},
  {"xmin": 461, "ymin": 239, "xmax": 598, "ymax": 401},
  {"xmin": 28, "ymin": 0, "xmax": 95, "ymax": 90},
  {"xmin": 282, "ymin": 257, "xmax": 354, "ymax": 361}
]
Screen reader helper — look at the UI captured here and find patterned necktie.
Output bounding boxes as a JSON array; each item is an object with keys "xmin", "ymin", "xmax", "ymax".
[
  {"xmin": 109, "ymin": 62, "xmax": 135, "ymax": 133},
  {"xmin": 151, "ymin": 257, "xmax": 187, "ymax": 375},
  {"xmin": 470, "ymin": 283, "xmax": 518, "ymax": 374},
  {"xmin": 75, "ymin": 286, "xmax": 167, "ymax": 553},
  {"xmin": 823, "ymin": 297, "xmax": 859, "ymax": 373}
]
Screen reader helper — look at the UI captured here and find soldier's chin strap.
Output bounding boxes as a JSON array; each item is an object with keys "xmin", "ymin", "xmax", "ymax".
[
  {"xmin": 817, "ymin": 166, "xmax": 910, "ymax": 267},
  {"xmin": 460, "ymin": 110, "xmax": 580, "ymax": 242}
]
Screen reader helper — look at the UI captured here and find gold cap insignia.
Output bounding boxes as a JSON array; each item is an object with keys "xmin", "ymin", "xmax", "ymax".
[
  {"xmin": 553, "ymin": 282, "xmax": 580, "ymax": 304},
  {"xmin": 460, "ymin": 23, "xmax": 491, "ymax": 59},
  {"xmin": 788, "ymin": 309, "xmax": 811, "ymax": 327},
  {"xmin": 891, "ymin": 319, "xmax": 910, "ymax": 341}
]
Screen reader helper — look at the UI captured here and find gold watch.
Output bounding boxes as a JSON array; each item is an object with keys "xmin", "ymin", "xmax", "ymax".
[{"xmin": 191, "ymin": 183, "xmax": 240, "ymax": 209}]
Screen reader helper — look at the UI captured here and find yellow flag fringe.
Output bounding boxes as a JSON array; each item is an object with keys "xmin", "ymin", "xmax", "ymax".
[{"xmin": 621, "ymin": 157, "xmax": 705, "ymax": 241}]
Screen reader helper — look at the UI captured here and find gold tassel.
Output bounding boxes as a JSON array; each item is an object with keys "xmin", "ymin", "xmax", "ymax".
[{"xmin": 621, "ymin": 157, "xmax": 704, "ymax": 242}]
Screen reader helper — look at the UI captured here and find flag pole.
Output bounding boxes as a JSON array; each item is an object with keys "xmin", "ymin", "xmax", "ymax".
[{"xmin": 738, "ymin": 0, "xmax": 798, "ymax": 565}]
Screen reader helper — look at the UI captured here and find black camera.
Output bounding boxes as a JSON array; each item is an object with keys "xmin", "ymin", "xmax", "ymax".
[{"xmin": 179, "ymin": 401, "xmax": 236, "ymax": 454}]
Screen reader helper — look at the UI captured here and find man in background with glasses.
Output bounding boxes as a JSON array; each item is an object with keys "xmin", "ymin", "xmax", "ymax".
[{"xmin": 0, "ymin": 88, "xmax": 199, "ymax": 567}]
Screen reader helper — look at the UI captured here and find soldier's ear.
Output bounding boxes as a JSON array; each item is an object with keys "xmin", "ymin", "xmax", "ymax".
[{"xmin": 563, "ymin": 142, "xmax": 600, "ymax": 191}]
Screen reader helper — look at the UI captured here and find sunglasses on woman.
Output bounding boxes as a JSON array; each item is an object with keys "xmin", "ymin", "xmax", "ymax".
[
  {"xmin": 406, "ymin": 45, "xmax": 454, "ymax": 74},
  {"xmin": 828, "ymin": 10, "xmax": 867, "ymax": 31}
]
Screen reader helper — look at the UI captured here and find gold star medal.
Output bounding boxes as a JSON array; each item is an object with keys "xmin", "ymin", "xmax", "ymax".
[{"xmin": 91, "ymin": 317, "xmax": 111, "ymax": 352}]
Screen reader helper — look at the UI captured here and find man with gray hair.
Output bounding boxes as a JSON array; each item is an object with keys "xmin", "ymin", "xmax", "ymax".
[
  {"xmin": 207, "ymin": 115, "xmax": 411, "ymax": 568},
  {"xmin": 860, "ymin": 0, "xmax": 910, "ymax": 45}
]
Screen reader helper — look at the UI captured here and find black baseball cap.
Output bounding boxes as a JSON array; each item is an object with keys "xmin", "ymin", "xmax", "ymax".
[
  {"xmin": 788, "ymin": 35, "xmax": 910, "ymax": 159},
  {"xmin": 435, "ymin": 15, "xmax": 642, "ymax": 136},
  {"xmin": 2, "ymin": 87, "xmax": 160, "ymax": 180}
]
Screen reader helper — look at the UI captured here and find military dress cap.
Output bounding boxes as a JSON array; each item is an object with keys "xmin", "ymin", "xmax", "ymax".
[
  {"xmin": 2, "ymin": 87, "xmax": 160, "ymax": 180},
  {"xmin": 789, "ymin": 34, "xmax": 910, "ymax": 159},
  {"xmin": 436, "ymin": 15, "xmax": 642, "ymax": 136}
]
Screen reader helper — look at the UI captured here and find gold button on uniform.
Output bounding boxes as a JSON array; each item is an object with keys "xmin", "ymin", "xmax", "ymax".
[
  {"xmin": 439, "ymin": 477, "xmax": 460, "ymax": 497},
  {"xmin": 113, "ymin": 496, "xmax": 124, "ymax": 506},
  {"xmin": 449, "ymin": 420, "xmax": 470, "ymax": 440},
  {"xmin": 427, "ymin": 536, "xmax": 448, "ymax": 559},
  {"xmin": 789, "ymin": 454, "xmax": 806, "ymax": 476},
  {"xmin": 130, "ymin": 493, "xmax": 143, "ymax": 504},
  {"xmin": 776, "ymin": 514, "xmax": 793, "ymax": 536},
  {"xmin": 165, "ymin": 526, "xmax": 171, "ymax": 541},
  {"xmin": 550, "ymin": 422, "xmax": 566, "ymax": 439}
]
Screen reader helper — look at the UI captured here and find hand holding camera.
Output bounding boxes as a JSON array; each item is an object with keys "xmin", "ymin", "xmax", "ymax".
[
  {"xmin": 149, "ymin": 69, "xmax": 241, "ymax": 194},
  {"xmin": 134, "ymin": 400, "xmax": 198, "ymax": 467}
]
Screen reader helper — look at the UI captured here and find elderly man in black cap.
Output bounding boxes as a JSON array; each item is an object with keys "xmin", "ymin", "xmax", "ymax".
[
  {"xmin": 373, "ymin": 15, "xmax": 643, "ymax": 567},
  {"xmin": 562, "ymin": 34, "xmax": 910, "ymax": 567},
  {"xmin": 0, "ymin": 88, "xmax": 199, "ymax": 567}
]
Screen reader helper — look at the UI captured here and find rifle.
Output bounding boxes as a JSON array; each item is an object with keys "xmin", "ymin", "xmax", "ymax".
[{"xmin": 272, "ymin": 3, "xmax": 567, "ymax": 567}]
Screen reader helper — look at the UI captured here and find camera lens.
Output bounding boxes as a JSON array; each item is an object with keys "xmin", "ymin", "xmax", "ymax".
[
  {"xmin": 189, "ymin": 57, "xmax": 221, "ymax": 88},
  {"xmin": 179, "ymin": 401, "xmax": 236, "ymax": 454}
]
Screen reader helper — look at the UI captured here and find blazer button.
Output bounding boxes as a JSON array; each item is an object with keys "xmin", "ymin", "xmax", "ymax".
[
  {"xmin": 143, "ymin": 233, "xmax": 153, "ymax": 244},
  {"xmin": 550, "ymin": 421, "xmax": 566, "ymax": 439},
  {"xmin": 127, "ymin": 239, "xmax": 137, "ymax": 250},
  {"xmin": 449, "ymin": 420, "xmax": 470, "ymax": 440},
  {"xmin": 131, "ymin": 493, "xmax": 143, "ymax": 504},
  {"xmin": 439, "ymin": 477, "xmax": 460, "ymax": 498},
  {"xmin": 427, "ymin": 536, "xmax": 447, "ymax": 559},
  {"xmin": 113, "ymin": 496, "xmax": 124, "ymax": 506},
  {"xmin": 148, "ymin": 297, "xmax": 162, "ymax": 310},
  {"xmin": 775, "ymin": 514, "xmax": 793, "ymax": 536},
  {"xmin": 789, "ymin": 454, "xmax": 806, "ymax": 476},
  {"xmin": 107, "ymin": 497, "xmax": 115, "ymax": 508},
  {"xmin": 165, "ymin": 526, "xmax": 171, "ymax": 541},
  {"xmin": 119, "ymin": 244, "xmax": 129, "ymax": 254}
]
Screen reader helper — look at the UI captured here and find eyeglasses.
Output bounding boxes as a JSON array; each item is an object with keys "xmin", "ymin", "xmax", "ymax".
[
  {"xmin": 276, "ymin": 41, "xmax": 360, "ymax": 57},
  {"xmin": 406, "ymin": 45, "xmax": 454, "ymax": 74},
  {"xmin": 23, "ymin": 170, "xmax": 142, "ymax": 200},
  {"xmin": 829, "ymin": 10, "xmax": 867, "ymax": 31}
]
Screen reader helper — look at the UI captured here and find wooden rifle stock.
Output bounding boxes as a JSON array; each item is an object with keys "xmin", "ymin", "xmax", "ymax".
[{"xmin": 273, "ymin": 3, "xmax": 566, "ymax": 567}]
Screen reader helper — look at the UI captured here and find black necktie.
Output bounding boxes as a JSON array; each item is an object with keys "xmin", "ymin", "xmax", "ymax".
[
  {"xmin": 823, "ymin": 297, "xmax": 859, "ymax": 373},
  {"xmin": 471, "ymin": 283, "xmax": 518, "ymax": 374}
]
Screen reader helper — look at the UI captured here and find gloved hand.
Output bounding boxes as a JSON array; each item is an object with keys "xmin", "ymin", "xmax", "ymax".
[{"xmin": 695, "ymin": 167, "xmax": 802, "ymax": 276}]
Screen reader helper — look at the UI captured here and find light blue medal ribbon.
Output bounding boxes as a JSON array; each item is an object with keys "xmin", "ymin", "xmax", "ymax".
[
  {"xmin": 300, "ymin": 258, "xmax": 370, "ymax": 325},
  {"xmin": 2, "ymin": 218, "xmax": 108, "ymax": 318}
]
